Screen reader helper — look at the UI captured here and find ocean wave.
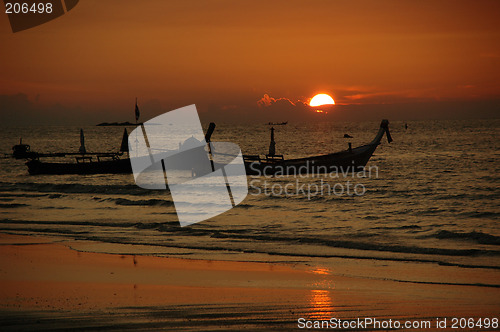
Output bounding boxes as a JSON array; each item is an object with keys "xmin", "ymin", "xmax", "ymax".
[
  {"xmin": 0, "ymin": 219, "xmax": 179, "ymax": 232},
  {"xmin": 146, "ymin": 226, "xmax": 500, "ymax": 257},
  {"xmin": 0, "ymin": 181, "xmax": 164, "ymax": 196},
  {"xmin": 0, "ymin": 203, "xmax": 28, "ymax": 208},
  {"xmin": 399, "ymin": 225, "xmax": 422, "ymax": 229},
  {"xmin": 1, "ymin": 221, "xmax": 500, "ymax": 271},
  {"xmin": 234, "ymin": 203, "xmax": 253, "ymax": 209},
  {"xmin": 433, "ymin": 230, "xmax": 500, "ymax": 245},
  {"xmin": 0, "ymin": 219, "xmax": 174, "ymax": 232},
  {"xmin": 434, "ymin": 193, "xmax": 498, "ymax": 201},
  {"xmin": 377, "ymin": 276, "xmax": 500, "ymax": 288},
  {"xmin": 0, "ymin": 219, "xmax": 135, "ymax": 228},
  {"xmin": 363, "ymin": 215, "xmax": 381, "ymax": 220},
  {"xmin": 2, "ymin": 225, "xmax": 499, "ymax": 272},
  {"xmin": 458, "ymin": 211, "xmax": 499, "ymax": 219},
  {"xmin": 0, "ymin": 193, "xmax": 48, "ymax": 198},
  {"xmin": 39, "ymin": 206, "xmax": 72, "ymax": 210},
  {"xmin": 104, "ymin": 198, "xmax": 174, "ymax": 207},
  {"xmin": 373, "ymin": 225, "xmax": 421, "ymax": 230},
  {"xmin": 412, "ymin": 208, "xmax": 448, "ymax": 216},
  {"xmin": 214, "ymin": 232, "xmax": 500, "ymax": 257}
]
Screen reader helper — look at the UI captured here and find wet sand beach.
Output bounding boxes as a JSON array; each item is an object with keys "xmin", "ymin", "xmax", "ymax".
[
  {"xmin": 2, "ymin": 0, "xmax": 500, "ymax": 329},
  {"xmin": 1, "ymin": 233, "xmax": 498, "ymax": 331}
]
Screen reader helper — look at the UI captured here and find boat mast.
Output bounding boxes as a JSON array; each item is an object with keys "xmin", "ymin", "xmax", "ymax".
[
  {"xmin": 134, "ymin": 98, "xmax": 140, "ymax": 156},
  {"xmin": 78, "ymin": 129, "xmax": 86, "ymax": 154},
  {"xmin": 268, "ymin": 127, "xmax": 276, "ymax": 156},
  {"xmin": 120, "ymin": 128, "xmax": 129, "ymax": 155}
]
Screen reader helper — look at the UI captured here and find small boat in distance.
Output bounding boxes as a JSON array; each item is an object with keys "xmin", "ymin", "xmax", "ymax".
[
  {"xmin": 267, "ymin": 121, "xmax": 288, "ymax": 125},
  {"xmin": 12, "ymin": 138, "xmax": 38, "ymax": 159}
]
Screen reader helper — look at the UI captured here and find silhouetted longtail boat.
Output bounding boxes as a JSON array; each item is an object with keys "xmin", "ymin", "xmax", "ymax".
[
  {"xmin": 242, "ymin": 119, "xmax": 392, "ymax": 175},
  {"xmin": 26, "ymin": 128, "xmax": 132, "ymax": 175},
  {"xmin": 25, "ymin": 122, "xmax": 216, "ymax": 176}
]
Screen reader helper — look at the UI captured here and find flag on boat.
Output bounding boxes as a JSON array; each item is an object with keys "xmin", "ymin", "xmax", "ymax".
[{"xmin": 135, "ymin": 99, "xmax": 140, "ymax": 122}]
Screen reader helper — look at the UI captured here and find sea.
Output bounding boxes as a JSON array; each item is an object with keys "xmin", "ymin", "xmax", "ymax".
[{"xmin": 0, "ymin": 119, "xmax": 499, "ymax": 287}]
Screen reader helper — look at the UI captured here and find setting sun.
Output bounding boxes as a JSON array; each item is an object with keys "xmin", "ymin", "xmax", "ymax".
[{"xmin": 309, "ymin": 94, "xmax": 335, "ymax": 107}]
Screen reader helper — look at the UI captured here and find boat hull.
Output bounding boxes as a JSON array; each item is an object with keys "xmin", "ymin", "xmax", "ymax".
[
  {"xmin": 26, "ymin": 158, "xmax": 132, "ymax": 175},
  {"xmin": 26, "ymin": 144, "xmax": 379, "ymax": 176},
  {"xmin": 244, "ymin": 143, "xmax": 378, "ymax": 176}
]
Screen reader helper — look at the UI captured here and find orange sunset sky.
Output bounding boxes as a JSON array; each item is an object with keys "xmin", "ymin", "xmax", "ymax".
[{"xmin": 1, "ymin": 0, "xmax": 499, "ymax": 124}]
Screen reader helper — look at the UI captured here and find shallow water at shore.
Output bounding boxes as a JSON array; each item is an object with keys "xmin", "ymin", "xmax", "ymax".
[{"xmin": 0, "ymin": 119, "xmax": 499, "ymax": 287}]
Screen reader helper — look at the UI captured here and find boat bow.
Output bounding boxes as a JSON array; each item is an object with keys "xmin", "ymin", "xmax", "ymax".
[{"xmin": 370, "ymin": 119, "xmax": 392, "ymax": 145}]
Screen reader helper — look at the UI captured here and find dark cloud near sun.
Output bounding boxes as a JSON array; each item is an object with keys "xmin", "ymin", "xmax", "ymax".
[
  {"xmin": 254, "ymin": 94, "xmax": 312, "ymax": 121},
  {"xmin": 257, "ymin": 94, "xmax": 311, "ymax": 109},
  {"xmin": 258, "ymin": 94, "xmax": 297, "ymax": 108}
]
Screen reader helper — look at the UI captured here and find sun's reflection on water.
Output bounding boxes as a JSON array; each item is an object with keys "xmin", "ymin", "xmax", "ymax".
[
  {"xmin": 308, "ymin": 289, "xmax": 335, "ymax": 320},
  {"xmin": 308, "ymin": 267, "xmax": 335, "ymax": 320}
]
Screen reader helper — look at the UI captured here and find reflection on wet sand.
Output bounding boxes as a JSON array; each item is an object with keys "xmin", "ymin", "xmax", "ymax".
[
  {"xmin": 308, "ymin": 267, "xmax": 335, "ymax": 320},
  {"xmin": 308, "ymin": 289, "xmax": 334, "ymax": 320}
]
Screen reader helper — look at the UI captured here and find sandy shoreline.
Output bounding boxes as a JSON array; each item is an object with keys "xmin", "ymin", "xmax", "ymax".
[{"xmin": 0, "ymin": 233, "xmax": 498, "ymax": 330}]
